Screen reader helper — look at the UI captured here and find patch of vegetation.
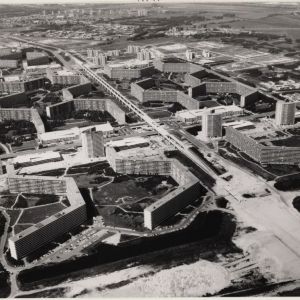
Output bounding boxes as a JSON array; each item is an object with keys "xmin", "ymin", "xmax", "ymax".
[
  {"xmin": 6, "ymin": 210, "xmax": 21, "ymax": 226},
  {"xmin": 18, "ymin": 203, "xmax": 65, "ymax": 224},
  {"xmin": 293, "ymin": 196, "xmax": 300, "ymax": 213},
  {"xmin": 0, "ymin": 194, "xmax": 17, "ymax": 208},
  {"xmin": 274, "ymin": 173, "xmax": 300, "ymax": 191}
]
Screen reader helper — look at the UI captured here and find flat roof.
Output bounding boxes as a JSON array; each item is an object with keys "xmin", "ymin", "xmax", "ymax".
[
  {"xmin": 115, "ymin": 146, "xmax": 166, "ymax": 160},
  {"xmin": 176, "ymin": 105, "xmax": 243, "ymax": 119},
  {"xmin": 55, "ymin": 69, "xmax": 77, "ymax": 76},
  {"xmin": 80, "ymin": 123, "xmax": 113, "ymax": 133},
  {"xmin": 12, "ymin": 151, "xmax": 61, "ymax": 165},
  {"xmin": 223, "ymin": 120, "xmax": 254, "ymax": 129},
  {"xmin": 145, "ymin": 181, "xmax": 196, "ymax": 213},
  {"xmin": 39, "ymin": 127, "xmax": 80, "ymax": 142},
  {"xmin": 4, "ymin": 75, "xmax": 21, "ymax": 82},
  {"xmin": 108, "ymin": 58, "xmax": 149, "ymax": 69},
  {"xmin": 26, "ymin": 63, "xmax": 61, "ymax": 70},
  {"xmin": 106, "ymin": 136, "xmax": 148, "ymax": 148},
  {"xmin": 9, "ymin": 176, "xmax": 85, "ymax": 242},
  {"xmin": 39, "ymin": 123, "xmax": 113, "ymax": 142}
]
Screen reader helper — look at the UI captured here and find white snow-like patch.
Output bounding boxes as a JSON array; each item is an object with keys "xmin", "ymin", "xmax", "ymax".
[
  {"xmin": 63, "ymin": 265, "xmax": 153, "ymax": 297},
  {"xmin": 97, "ymin": 260, "xmax": 230, "ymax": 297},
  {"xmin": 234, "ymin": 231, "xmax": 300, "ymax": 281}
]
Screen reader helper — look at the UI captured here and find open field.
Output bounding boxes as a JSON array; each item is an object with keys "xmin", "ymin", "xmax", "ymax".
[{"xmin": 224, "ymin": 14, "xmax": 300, "ymax": 39}]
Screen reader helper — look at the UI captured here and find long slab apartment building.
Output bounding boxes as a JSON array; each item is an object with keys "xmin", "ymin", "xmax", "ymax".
[
  {"xmin": 226, "ymin": 126, "xmax": 300, "ymax": 165},
  {"xmin": 0, "ymin": 77, "xmax": 46, "ymax": 94},
  {"xmin": 46, "ymin": 69, "xmax": 89, "ymax": 86},
  {"xmin": 130, "ymin": 58, "xmax": 259, "ymax": 111},
  {"xmin": 0, "ymin": 108, "xmax": 45, "ymax": 134},
  {"xmin": 8, "ymin": 175, "xmax": 87, "ymax": 260},
  {"xmin": 131, "ymin": 78, "xmax": 201, "ymax": 110},
  {"xmin": 46, "ymin": 98, "xmax": 126, "ymax": 125},
  {"xmin": 104, "ymin": 64, "xmax": 155, "ymax": 80},
  {"xmin": 185, "ymin": 70, "xmax": 259, "ymax": 108},
  {"xmin": 106, "ymin": 136, "xmax": 203, "ymax": 229}
]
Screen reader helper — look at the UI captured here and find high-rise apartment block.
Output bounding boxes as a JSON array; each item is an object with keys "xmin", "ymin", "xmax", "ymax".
[
  {"xmin": 127, "ymin": 45, "xmax": 141, "ymax": 54},
  {"xmin": 81, "ymin": 127, "xmax": 105, "ymax": 158},
  {"xmin": 92, "ymin": 55, "xmax": 106, "ymax": 66},
  {"xmin": 185, "ymin": 50, "xmax": 195, "ymax": 61},
  {"xmin": 275, "ymin": 100, "xmax": 296, "ymax": 126},
  {"xmin": 87, "ymin": 49, "xmax": 103, "ymax": 58},
  {"xmin": 137, "ymin": 49, "xmax": 151, "ymax": 61},
  {"xmin": 202, "ymin": 111, "xmax": 223, "ymax": 138}
]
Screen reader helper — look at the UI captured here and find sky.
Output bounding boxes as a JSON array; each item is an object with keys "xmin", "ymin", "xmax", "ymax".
[{"xmin": 1, "ymin": 0, "xmax": 300, "ymax": 4}]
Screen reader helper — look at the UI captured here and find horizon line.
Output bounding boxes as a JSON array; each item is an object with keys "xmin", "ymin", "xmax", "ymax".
[{"xmin": 1, "ymin": 0, "xmax": 300, "ymax": 5}]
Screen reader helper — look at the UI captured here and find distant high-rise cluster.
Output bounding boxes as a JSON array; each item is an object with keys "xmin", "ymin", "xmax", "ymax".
[
  {"xmin": 87, "ymin": 49, "xmax": 106, "ymax": 66},
  {"xmin": 137, "ymin": 49, "xmax": 152, "ymax": 61},
  {"xmin": 137, "ymin": 9, "xmax": 148, "ymax": 17},
  {"xmin": 185, "ymin": 50, "xmax": 195, "ymax": 61},
  {"xmin": 127, "ymin": 44, "xmax": 141, "ymax": 54}
]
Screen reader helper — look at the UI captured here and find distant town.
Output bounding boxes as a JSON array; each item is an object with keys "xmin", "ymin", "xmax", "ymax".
[{"xmin": 1, "ymin": 1, "xmax": 300, "ymax": 298}]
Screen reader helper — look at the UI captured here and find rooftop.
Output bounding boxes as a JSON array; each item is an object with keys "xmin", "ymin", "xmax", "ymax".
[
  {"xmin": 114, "ymin": 146, "xmax": 167, "ymax": 161},
  {"xmin": 176, "ymin": 105, "xmax": 243, "ymax": 119},
  {"xmin": 39, "ymin": 123, "xmax": 113, "ymax": 142},
  {"xmin": 26, "ymin": 51, "xmax": 48, "ymax": 59},
  {"xmin": 12, "ymin": 151, "xmax": 62, "ymax": 165},
  {"xmin": 106, "ymin": 136, "xmax": 148, "ymax": 149},
  {"xmin": 9, "ymin": 176, "xmax": 85, "ymax": 242}
]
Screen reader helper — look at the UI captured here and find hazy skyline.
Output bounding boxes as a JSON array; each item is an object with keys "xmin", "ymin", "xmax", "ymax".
[{"xmin": 1, "ymin": 0, "xmax": 300, "ymax": 5}]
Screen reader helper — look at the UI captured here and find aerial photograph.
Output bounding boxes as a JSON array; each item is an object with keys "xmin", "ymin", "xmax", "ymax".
[{"xmin": 1, "ymin": 0, "xmax": 300, "ymax": 297}]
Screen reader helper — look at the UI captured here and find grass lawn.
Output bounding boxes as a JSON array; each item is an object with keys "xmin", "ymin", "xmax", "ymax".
[
  {"xmin": 18, "ymin": 203, "xmax": 65, "ymax": 224},
  {"xmin": 93, "ymin": 175, "xmax": 175, "ymax": 205}
]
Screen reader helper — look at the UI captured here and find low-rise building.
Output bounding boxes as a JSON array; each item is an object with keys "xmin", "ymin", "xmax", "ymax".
[
  {"xmin": 26, "ymin": 51, "xmax": 49, "ymax": 66},
  {"xmin": 38, "ymin": 123, "xmax": 113, "ymax": 145},
  {"xmin": 12, "ymin": 151, "xmax": 62, "ymax": 168},
  {"xmin": 46, "ymin": 69, "xmax": 87, "ymax": 86},
  {"xmin": 0, "ymin": 59, "xmax": 19, "ymax": 69},
  {"xmin": 175, "ymin": 105, "xmax": 243, "ymax": 124}
]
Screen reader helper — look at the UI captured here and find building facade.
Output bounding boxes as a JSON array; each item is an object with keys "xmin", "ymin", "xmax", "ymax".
[
  {"xmin": 0, "ymin": 77, "xmax": 46, "ymax": 94},
  {"xmin": 26, "ymin": 51, "xmax": 49, "ymax": 66},
  {"xmin": 81, "ymin": 127, "xmax": 105, "ymax": 158},
  {"xmin": 0, "ymin": 59, "xmax": 19, "ymax": 68},
  {"xmin": 202, "ymin": 112, "xmax": 223, "ymax": 138},
  {"xmin": 226, "ymin": 126, "xmax": 300, "ymax": 165},
  {"xmin": 8, "ymin": 176, "xmax": 87, "ymax": 260},
  {"xmin": 46, "ymin": 98, "xmax": 126, "ymax": 125},
  {"xmin": 275, "ymin": 100, "xmax": 296, "ymax": 126}
]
